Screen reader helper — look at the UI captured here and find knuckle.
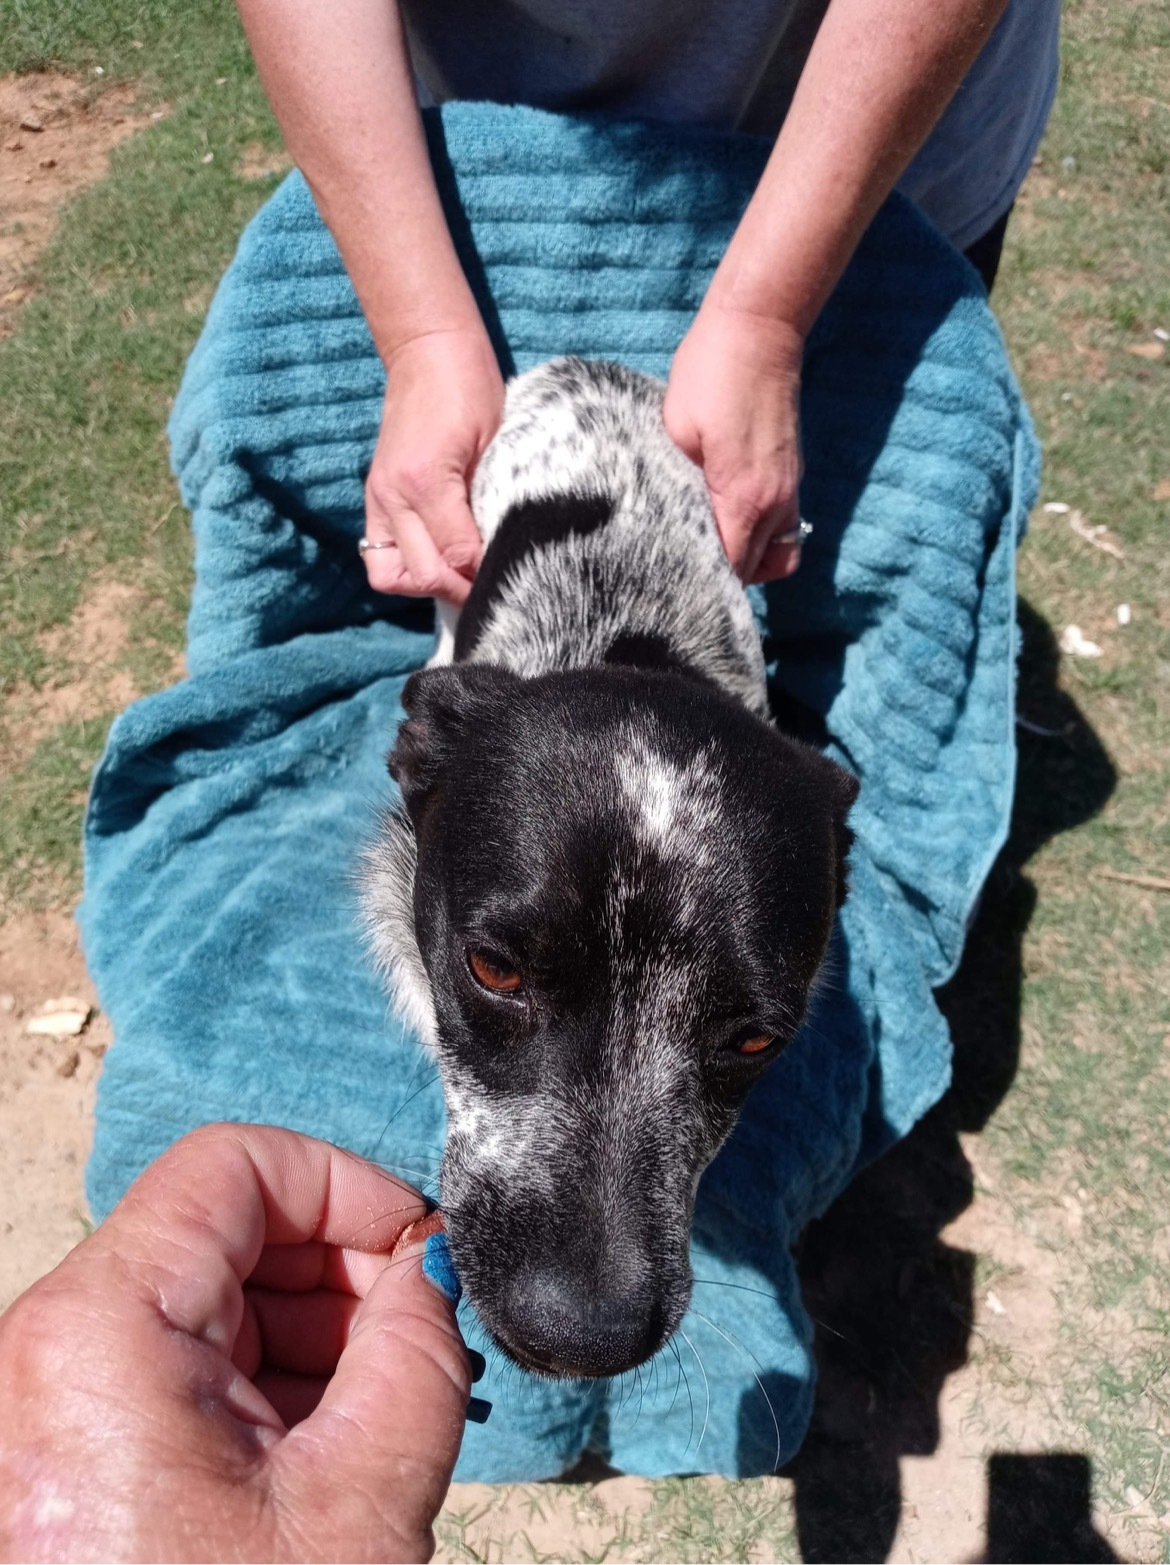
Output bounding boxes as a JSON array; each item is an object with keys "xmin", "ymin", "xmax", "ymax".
[
  {"xmin": 179, "ymin": 1120, "xmax": 237, "ymax": 1149},
  {"xmin": 740, "ymin": 474, "xmax": 790, "ymax": 518},
  {"xmin": 396, "ymin": 458, "xmax": 451, "ymax": 508},
  {"xmin": 0, "ymin": 1282, "xmax": 77, "ymax": 1387},
  {"xmin": 363, "ymin": 489, "xmax": 395, "ymax": 536},
  {"xmin": 662, "ymin": 406, "xmax": 699, "ymax": 459},
  {"xmin": 408, "ymin": 565, "xmax": 447, "ymax": 597},
  {"xmin": 165, "ymin": 1121, "xmax": 243, "ymax": 1171},
  {"xmin": 0, "ymin": 1290, "xmax": 42, "ymax": 1358},
  {"xmin": 367, "ymin": 561, "xmax": 411, "ymax": 594},
  {"xmin": 708, "ymin": 463, "xmax": 775, "ymax": 521}
]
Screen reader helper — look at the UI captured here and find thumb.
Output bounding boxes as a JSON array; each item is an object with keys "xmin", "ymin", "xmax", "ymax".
[
  {"xmin": 424, "ymin": 481, "xmax": 484, "ymax": 581},
  {"xmin": 275, "ymin": 1234, "xmax": 471, "ymax": 1560},
  {"xmin": 661, "ymin": 383, "xmax": 703, "ymax": 467}
]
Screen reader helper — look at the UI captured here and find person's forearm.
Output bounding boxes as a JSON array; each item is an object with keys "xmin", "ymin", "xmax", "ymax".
[
  {"xmin": 707, "ymin": 0, "xmax": 1010, "ymax": 335},
  {"xmin": 235, "ymin": 0, "xmax": 483, "ymax": 362}
]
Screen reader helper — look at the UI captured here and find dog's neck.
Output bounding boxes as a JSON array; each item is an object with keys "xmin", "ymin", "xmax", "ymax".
[
  {"xmin": 433, "ymin": 496, "xmax": 770, "ymax": 719},
  {"xmin": 422, "ymin": 360, "xmax": 769, "ymax": 716}
]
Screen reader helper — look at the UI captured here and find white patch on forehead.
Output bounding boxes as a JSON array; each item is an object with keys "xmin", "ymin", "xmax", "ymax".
[
  {"xmin": 613, "ymin": 737, "xmax": 721, "ymax": 865},
  {"xmin": 617, "ymin": 748, "xmax": 683, "ymax": 838}
]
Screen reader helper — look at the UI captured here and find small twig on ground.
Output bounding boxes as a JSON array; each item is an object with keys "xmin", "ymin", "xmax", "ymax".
[
  {"xmin": 1068, "ymin": 509, "xmax": 1125, "ymax": 559},
  {"xmin": 1095, "ymin": 867, "xmax": 1170, "ymax": 893}
]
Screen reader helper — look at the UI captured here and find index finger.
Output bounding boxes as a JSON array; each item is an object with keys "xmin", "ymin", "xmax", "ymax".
[{"xmin": 97, "ymin": 1124, "xmax": 428, "ymax": 1351}]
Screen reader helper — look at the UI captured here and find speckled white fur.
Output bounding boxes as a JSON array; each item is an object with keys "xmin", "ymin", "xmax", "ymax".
[{"xmin": 430, "ymin": 359, "xmax": 767, "ymax": 718}]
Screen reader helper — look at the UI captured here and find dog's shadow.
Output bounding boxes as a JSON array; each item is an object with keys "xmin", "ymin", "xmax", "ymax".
[{"xmin": 778, "ymin": 598, "xmax": 1118, "ymax": 1563}]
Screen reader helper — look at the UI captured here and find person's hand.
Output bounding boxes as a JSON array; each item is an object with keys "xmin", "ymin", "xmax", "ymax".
[
  {"xmin": 664, "ymin": 304, "xmax": 806, "ymax": 583},
  {"xmin": 362, "ymin": 326, "xmax": 505, "ymax": 606},
  {"xmin": 0, "ymin": 1125, "xmax": 472, "ymax": 1563}
]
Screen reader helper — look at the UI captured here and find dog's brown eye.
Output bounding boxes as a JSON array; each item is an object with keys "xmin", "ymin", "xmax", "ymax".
[
  {"xmin": 735, "ymin": 1033, "xmax": 774, "ymax": 1057},
  {"xmin": 468, "ymin": 949, "xmax": 522, "ymax": 994}
]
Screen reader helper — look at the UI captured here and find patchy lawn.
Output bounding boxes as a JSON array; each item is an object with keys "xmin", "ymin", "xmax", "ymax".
[{"xmin": 0, "ymin": 0, "xmax": 1166, "ymax": 1559}]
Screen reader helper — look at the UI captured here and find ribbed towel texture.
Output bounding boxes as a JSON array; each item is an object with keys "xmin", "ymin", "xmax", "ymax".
[{"xmin": 81, "ymin": 103, "xmax": 1038, "ymax": 1479}]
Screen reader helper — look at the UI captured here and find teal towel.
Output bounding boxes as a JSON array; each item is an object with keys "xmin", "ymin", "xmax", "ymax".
[{"xmin": 81, "ymin": 103, "xmax": 1038, "ymax": 1480}]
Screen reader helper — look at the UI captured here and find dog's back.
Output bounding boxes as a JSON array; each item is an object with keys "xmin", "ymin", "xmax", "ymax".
[{"xmin": 434, "ymin": 358, "xmax": 768, "ymax": 717}]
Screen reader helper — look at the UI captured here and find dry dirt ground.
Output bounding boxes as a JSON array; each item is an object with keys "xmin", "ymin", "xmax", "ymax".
[
  {"xmin": 4, "ymin": 578, "xmax": 155, "ymax": 771},
  {"xmin": 1, "ymin": 70, "xmax": 161, "ymax": 336},
  {"xmin": 0, "ymin": 910, "xmax": 107, "ymax": 1309},
  {"xmin": 0, "ymin": 73, "xmax": 163, "ymax": 1303},
  {"xmin": 0, "ymin": 71, "xmax": 1162, "ymax": 1565}
]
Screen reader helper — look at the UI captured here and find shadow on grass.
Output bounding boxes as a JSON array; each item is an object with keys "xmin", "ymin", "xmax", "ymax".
[
  {"xmin": 985, "ymin": 1453, "xmax": 1119, "ymax": 1564},
  {"xmin": 784, "ymin": 598, "xmax": 1120, "ymax": 1563}
]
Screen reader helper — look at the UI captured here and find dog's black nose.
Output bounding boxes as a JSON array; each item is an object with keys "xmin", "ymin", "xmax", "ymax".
[{"xmin": 503, "ymin": 1269, "xmax": 666, "ymax": 1378}]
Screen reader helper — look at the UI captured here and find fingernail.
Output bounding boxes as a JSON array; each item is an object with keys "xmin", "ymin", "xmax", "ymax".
[
  {"xmin": 781, "ymin": 548, "xmax": 801, "ymax": 577},
  {"xmin": 421, "ymin": 1231, "xmax": 462, "ymax": 1306},
  {"xmin": 466, "ymin": 1396, "xmax": 493, "ymax": 1424},
  {"xmin": 468, "ymin": 1349, "xmax": 487, "ymax": 1383}
]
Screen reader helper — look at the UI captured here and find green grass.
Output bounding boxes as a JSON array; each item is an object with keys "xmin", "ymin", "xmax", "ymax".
[
  {"xmin": 433, "ymin": 1476, "xmax": 798, "ymax": 1563},
  {"xmin": 0, "ymin": 718, "xmax": 110, "ymax": 898},
  {"xmin": 3, "ymin": 0, "xmax": 257, "ymax": 90},
  {"xmin": 0, "ymin": 2, "xmax": 285, "ymax": 903},
  {"xmin": 981, "ymin": 0, "xmax": 1170, "ymax": 1538},
  {"xmin": 1, "ymin": 0, "xmax": 1168, "ymax": 1556}
]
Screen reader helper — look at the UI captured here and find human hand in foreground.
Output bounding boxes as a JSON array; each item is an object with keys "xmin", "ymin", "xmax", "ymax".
[
  {"xmin": 664, "ymin": 303, "xmax": 806, "ymax": 584},
  {"xmin": 0, "ymin": 1125, "xmax": 472, "ymax": 1564},
  {"xmin": 362, "ymin": 326, "xmax": 505, "ymax": 606}
]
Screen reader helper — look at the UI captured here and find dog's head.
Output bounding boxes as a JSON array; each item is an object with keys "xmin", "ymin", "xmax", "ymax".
[{"xmin": 371, "ymin": 662, "xmax": 857, "ymax": 1379}]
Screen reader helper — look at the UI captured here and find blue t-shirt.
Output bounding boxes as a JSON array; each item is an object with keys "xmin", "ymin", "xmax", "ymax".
[
  {"xmin": 405, "ymin": 0, "xmax": 1061, "ymax": 249},
  {"xmin": 898, "ymin": 0, "xmax": 1061, "ymax": 249}
]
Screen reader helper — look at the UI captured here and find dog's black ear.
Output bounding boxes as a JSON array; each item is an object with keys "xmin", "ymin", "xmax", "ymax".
[
  {"xmin": 792, "ymin": 743, "xmax": 860, "ymax": 910},
  {"xmin": 802, "ymin": 753, "xmax": 859, "ymax": 909},
  {"xmin": 389, "ymin": 664, "xmax": 513, "ymax": 816},
  {"xmin": 827, "ymin": 762, "xmax": 859, "ymax": 908}
]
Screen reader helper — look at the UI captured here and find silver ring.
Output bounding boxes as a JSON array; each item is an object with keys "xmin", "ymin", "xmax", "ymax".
[
  {"xmin": 357, "ymin": 537, "xmax": 397, "ymax": 556},
  {"xmin": 776, "ymin": 518, "xmax": 813, "ymax": 547}
]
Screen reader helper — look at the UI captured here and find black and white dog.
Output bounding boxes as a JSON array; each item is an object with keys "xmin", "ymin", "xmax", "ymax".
[{"xmin": 365, "ymin": 358, "xmax": 857, "ymax": 1380}]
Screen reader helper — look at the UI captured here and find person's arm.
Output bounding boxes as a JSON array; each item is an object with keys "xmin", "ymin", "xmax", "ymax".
[
  {"xmin": 664, "ymin": 0, "xmax": 1010, "ymax": 582},
  {"xmin": 236, "ymin": 0, "xmax": 503, "ymax": 605}
]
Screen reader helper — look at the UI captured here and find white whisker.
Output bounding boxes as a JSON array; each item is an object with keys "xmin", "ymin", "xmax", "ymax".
[
  {"xmin": 678, "ymin": 1327, "xmax": 710, "ymax": 1456},
  {"xmin": 691, "ymin": 1308, "xmax": 782, "ymax": 1473}
]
